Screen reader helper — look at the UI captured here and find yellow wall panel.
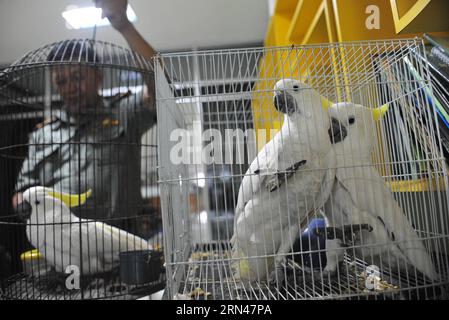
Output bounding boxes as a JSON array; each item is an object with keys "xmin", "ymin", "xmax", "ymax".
[
  {"xmin": 303, "ymin": 0, "xmax": 337, "ymax": 44},
  {"xmin": 275, "ymin": 0, "xmax": 300, "ymax": 14},
  {"xmin": 272, "ymin": 12, "xmax": 295, "ymax": 46},
  {"xmin": 267, "ymin": 0, "xmax": 449, "ymax": 46},
  {"xmin": 332, "ymin": 0, "xmax": 398, "ymax": 42},
  {"xmin": 391, "ymin": 0, "xmax": 449, "ymax": 34},
  {"xmin": 287, "ymin": 0, "xmax": 324, "ymax": 43},
  {"xmin": 395, "ymin": 0, "xmax": 424, "ymax": 16}
]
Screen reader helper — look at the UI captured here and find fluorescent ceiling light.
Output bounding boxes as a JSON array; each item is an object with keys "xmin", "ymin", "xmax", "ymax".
[{"xmin": 62, "ymin": 5, "xmax": 137, "ymax": 29}]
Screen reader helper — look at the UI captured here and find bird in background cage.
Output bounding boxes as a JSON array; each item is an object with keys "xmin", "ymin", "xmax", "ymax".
[
  {"xmin": 16, "ymin": 186, "xmax": 152, "ymax": 275},
  {"xmin": 322, "ymin": 102, "xmax": 439, "ymax": 282},
  {"xmin": 230, "ymin": 78, "xmax": 346, "ymax": 284}
]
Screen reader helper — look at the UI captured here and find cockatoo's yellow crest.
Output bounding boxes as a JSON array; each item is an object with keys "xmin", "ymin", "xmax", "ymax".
[
  {"xmin": 321, "ymin": 95, "xmax": 389, "ymax": 121},
  {"xmin": 47, "ymin": 189, "xmax": 92, "ymax": 208},
  {"xmin": 320, "ymin": 96, "xmax": 333, "ymax": 110}
]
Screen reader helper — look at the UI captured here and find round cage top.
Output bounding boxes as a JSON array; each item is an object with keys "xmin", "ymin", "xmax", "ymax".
[
  {"xmin": 3, "ymin": 39, "xmax": 154, "ymax": 75},
  {"xmin": 0, "ymin": 39, "xmax": 155, "ymax": 113}
]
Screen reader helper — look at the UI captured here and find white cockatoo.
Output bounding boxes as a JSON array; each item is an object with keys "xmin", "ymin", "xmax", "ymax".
[
  {"xmin": 17, "ymin": 186, "xmax": 151, "ymax": 275},
  {"xmin": 230, "ymin": 78, "xmax": 342, "ymax": 283},
  {"xmin": 323, "ymin": 102, "xmax": 439, "ymax": 281}
]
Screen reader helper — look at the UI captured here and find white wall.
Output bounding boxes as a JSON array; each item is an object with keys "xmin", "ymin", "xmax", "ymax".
[
  {"xmin": 0, "ymin": 0, "xmax": 269, "ymax": 65},
  {"xmin": 268, "ymin": 0, "xmax": 276, "ymax": 16}
]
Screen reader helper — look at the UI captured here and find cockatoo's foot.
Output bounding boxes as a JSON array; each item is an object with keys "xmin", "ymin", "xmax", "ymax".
[
  {"xmin": 323, "ymin": 245, "xmax": 341, "ymax": 276},
  {"xmin": 233, "ymin": 281, "xmax": 246, "ymax": 291},
  {"xmin": 302, "ymin": 262, "xmax": 346, "ymax": 282},
  {"xmin": 36, "ymin": 270, "xmax": 68, "ymax": 292},
  {"xmin": 312, "ymin": 266, "xmax": 338, "ymax": 280},
  {"xmin": 268, "ymin": 258, "xmax": 289, "ymax": 288},
  {"xmin": 323, "ymin": 263, "xmax": 338, "ymax": 275}
]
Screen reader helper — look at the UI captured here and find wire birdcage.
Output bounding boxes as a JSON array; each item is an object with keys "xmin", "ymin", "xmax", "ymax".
[
  {"xmin": 0, "ymin": 39, "xmax": 164, "ymax": 300},
  {"xmin": 155, "ymin": 39, "xmax": 449, "ymax": 300}
]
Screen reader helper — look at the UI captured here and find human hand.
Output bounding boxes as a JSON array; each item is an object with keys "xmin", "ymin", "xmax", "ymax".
[
  {"xmin": 94, "ymin": 0, "xmax": 131, "ymax": 32},
  {"xmin": 12, "ymin": 192, "xmax": 23, "ymax": 210}
]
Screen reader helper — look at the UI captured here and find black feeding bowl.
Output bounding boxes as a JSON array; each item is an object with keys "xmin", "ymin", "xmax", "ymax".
[{"xmin": 119, "ymin": 250, "xmax": 164, "ymax": 285}]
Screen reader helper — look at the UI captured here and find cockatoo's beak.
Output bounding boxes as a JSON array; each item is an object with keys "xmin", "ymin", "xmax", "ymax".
[
  {"xmin": 372, "ymin": 103, "xmax": 389, "ymax": 121},
  {"xmin": 47, "ymin": 189, "xmax": 92, "ymax": 208},
  {"xmin": 274, "ymin": 91, "xmax": 296, "ymax": 114}
]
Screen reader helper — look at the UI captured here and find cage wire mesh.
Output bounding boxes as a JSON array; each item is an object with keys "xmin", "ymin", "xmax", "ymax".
[
  {"xmin": 0, "ymin": 39, "xmax": 164, "ymax": 300},
  {"xmin": 156, "ymin": 39, "xmax": 449, "ymax": 300}
]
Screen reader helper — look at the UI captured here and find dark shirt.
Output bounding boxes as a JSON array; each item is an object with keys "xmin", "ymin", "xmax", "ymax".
[{"xmin": 16, "ymin": 92, "xmax": 156, "ymax": 231}]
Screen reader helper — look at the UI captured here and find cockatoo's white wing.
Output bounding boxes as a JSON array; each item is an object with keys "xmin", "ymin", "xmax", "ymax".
[
  {"xmin": 230, "ymin": 136, "xmax": 281, "ymax": 281},
  {"xmin": 334, "ymin": 165, "xmax": 439, "ymax": 281},
  {"xmin": 26, "ymin": 198, "xmax": 77, "ymax": 273},
  {"xmin": 53, "ymin": 219, "xmax": 96, "ymax": 273},
  {"xmin": 234, "ymin": 136, "xmax": 279, "ymax": 216},
  {"xmin": 33, "ymin": 203, "xmax": 103, "ymax": 274},
  {"xmin": 231, "ymin": 135, "xmax": 334, "ymax": 281},
  {"xmin": 28, "ymin": 191, "xmax": 151, "ymax": 275}
]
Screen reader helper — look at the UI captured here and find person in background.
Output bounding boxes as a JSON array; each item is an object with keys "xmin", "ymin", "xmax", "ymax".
[{"xmin": 13, "ymin": 0, "xmax": 159, "ymax": 238}]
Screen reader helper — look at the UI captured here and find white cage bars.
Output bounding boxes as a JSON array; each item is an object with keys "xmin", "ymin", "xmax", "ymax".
[
  {"xmin": 0, "ymin": 39, "xmax": 163, "ymax": 300},
  {"xmin": 156, "ymin": 39, "xmax": 449, "ymax": 300}
]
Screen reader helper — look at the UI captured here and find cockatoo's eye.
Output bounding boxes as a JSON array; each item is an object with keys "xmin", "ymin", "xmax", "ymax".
[
  {"xmin": 292, "ymin": 85, "xmax": 299, "ymax": 92},
  {"xmin": 348, "ymin": 116, "xmax": 356, "ymax": 125}
]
